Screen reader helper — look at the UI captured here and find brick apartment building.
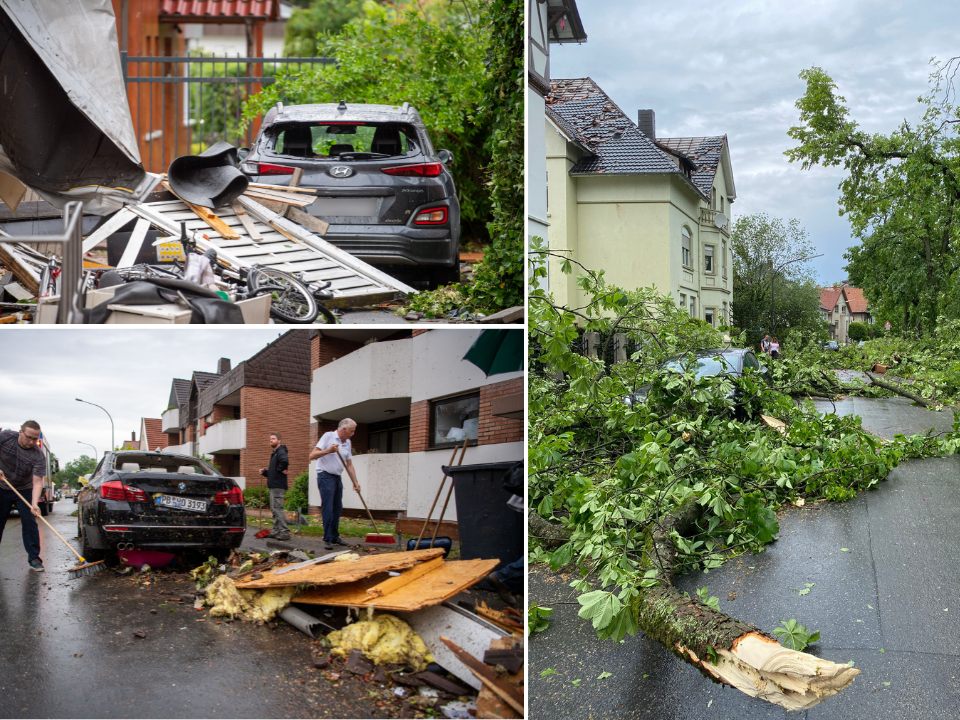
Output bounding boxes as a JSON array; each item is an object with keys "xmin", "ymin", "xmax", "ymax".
[
  {"xmin": 308, "ymin": 329, "xmax": 524, "ymax": 524},
  {"xmin": 159, "ymin": 332, "xmax": 310, "ymax": 488}
]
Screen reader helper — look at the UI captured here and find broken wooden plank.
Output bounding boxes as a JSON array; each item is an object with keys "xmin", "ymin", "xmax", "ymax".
[
  {"xmin": 0, "ymin": 171, "xmax": 28, "ymax": 212},
  {"xmin": 243, "ymin": 188, "xmax": 315, "ymax": 207},
  {"xmin": 81, "ymin": 208, "xmax": 135, "ymax": 253},
  {"xmin": 234, "ymin": 548, "xmax": 444, "ymax": 589},
  {"xmin": 293, "ymin": 558, "xmax": 498, "ymax": 611},
  {"xmin": 182, "ymin": 199, "xmax": 240, "ymax": 239},
  {"xmin": 475, "ymin": 602, "xmax": 523, "ymax": 634},
  {"xmin": 440, "ymin": 636, "xmax": 524, "ymax": 715},
  {"xmin": 483, "ymin": 639, "xmax": 524, "ymax": 674},
  {"xmin": 116, "ymin": 217, "xmax": 151, "ymax": 268},
  {"xmin": 230, "ymin": 201, "xmax": 263, "ymax": 241},
  {"xmin": 366, "ymin": 556, "xmax": 446, "ymax": 599},
  {"xmin": 0, "ymin": 243, "xmax": 40, "ymax": 295},
  {"xmin": 248, "ymin": 181, "xmax": 317, "ymax": 195},
  {"xmin": 286, "ymin": 206, "xmax": 329, "ymax": 236}
]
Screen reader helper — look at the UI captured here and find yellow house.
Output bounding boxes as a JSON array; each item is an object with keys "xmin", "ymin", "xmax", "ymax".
[{"xmin": 545, "ymin": 77, "xmax": 736, "ymax": 325}]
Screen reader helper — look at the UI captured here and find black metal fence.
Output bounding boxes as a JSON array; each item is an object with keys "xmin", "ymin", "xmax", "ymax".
[{"xmin": 120, "ymin": 54, "xmax": 334, "ymax": 172}]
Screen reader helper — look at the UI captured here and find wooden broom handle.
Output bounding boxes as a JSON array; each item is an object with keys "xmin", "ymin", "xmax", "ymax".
[
  {"xmin": 0, "ymin": 470, "xmax": 86, "ymax": 563},
  {"xmin": 414, "ymin": 443, "xmax": 462, "ymax": 546},
  {"xmin": 430, "ymin": 440, "xmax": 469, "ymax": 543},
  {"xmin": 333, "ymin": 449, "xmax": 381, "ymax": 535}
]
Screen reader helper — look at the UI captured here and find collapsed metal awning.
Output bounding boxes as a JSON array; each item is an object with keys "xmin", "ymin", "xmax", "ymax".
[{"xmin": 82, "ymin": 196, "xmax": 416, "ymax": 307}]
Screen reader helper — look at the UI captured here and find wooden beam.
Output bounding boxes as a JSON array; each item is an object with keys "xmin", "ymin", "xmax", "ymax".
[
  {"xmin": 440, "ymin": 637, "xmax": 524, "ymax": 715},
  {"xmin": 365, "ymin": 556, "xmax": 445, "ymax": 598},
  {"xmin": 230, "ymin": 201, "xmax": 263, "ymax": 241}
]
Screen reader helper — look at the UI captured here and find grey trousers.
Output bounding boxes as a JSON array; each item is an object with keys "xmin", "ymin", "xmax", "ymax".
[{"xmin": 269, "ymin": 488, "xmax": 289, "ymax": 534}]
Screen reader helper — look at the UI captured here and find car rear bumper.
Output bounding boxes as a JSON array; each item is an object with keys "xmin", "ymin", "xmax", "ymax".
[
  {"xmin": 99, "ymin": 523, "xmax": 246, "ymax": 549},
  {"xmin": 323, "ymin": 224, "xmax": 459, "ymax": 268}
]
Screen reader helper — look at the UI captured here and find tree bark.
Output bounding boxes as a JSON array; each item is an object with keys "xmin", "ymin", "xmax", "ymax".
[
  {"xmin": 531, "ymin": 505, "xmax": 860, "ymax": 710},
  {"xmin": 867, "ymin": 371, "xmax": 938, "ymax": 408}
]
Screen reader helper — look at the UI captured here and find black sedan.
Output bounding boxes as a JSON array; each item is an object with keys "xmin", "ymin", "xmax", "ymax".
[
  {"xmin": 76, "ymin": 451, "xmax": 245, "ymax": 561},
  {"xmin": 241, "ymin": 101, "xmax": 461, "ymax": 286}
]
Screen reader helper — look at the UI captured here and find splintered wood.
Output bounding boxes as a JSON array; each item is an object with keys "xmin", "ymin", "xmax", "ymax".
[
  {"xmin": 293, "ymin": 557, "xmax": 498, "ymax": 611},
  {"xmin": 234, "ymin": 548, "xmax": 444, "ymax": 589}
]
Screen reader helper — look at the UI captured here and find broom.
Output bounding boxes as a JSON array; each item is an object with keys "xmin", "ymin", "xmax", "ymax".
[
  {"xmin": 0, "ymin": 470, "xmax": 106, "ymax": 577},
  {"xmin": 333, "ymin": 449, "xmax": 396, "ymax": 545}
]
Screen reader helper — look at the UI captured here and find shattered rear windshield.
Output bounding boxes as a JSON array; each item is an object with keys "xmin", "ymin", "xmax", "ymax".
[
  {"xmin": 269, "ymin": 122, "xmax": 420, "ymax": 159},
  {"xmin": 113, "ymin": 455, "xmax": 217, "ymax": 475}
]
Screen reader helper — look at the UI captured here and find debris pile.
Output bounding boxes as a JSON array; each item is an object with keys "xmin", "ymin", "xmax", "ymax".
[{"xmin": 328, "ymin": 613, "xmax": 434, "ymax": 671}]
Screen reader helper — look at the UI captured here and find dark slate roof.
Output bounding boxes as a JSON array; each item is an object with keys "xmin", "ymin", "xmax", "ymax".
[
  {"xmin": 656, "ymin": 136, "xmax": 726, "ymax": 198},
  {"xmin": 193, "ymin": 371, "xmax": 221, "ymax": 393},
  {"xmin": 546, "ymin": 78, "xmax": 705, "ymax": 198},
  {"xmin": 198, "ymin": 332, "xmax": 310, "ymax": 416},
  {"xmin": 169, "ymin": 378, "xmax": 191, "ymax": 410}
]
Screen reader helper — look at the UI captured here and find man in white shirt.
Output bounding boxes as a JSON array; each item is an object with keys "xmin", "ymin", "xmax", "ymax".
[{"xmin": 308, "ymin": 418, "xmax": 360, "ymax": 551}]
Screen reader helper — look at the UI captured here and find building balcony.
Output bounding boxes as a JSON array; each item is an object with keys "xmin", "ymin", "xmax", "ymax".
[
  {"xmin": 163, "ymin": 441, "xmax": 195, "ymax": 456},
  {"xmin": 161, "ymin": 407, "xmax": 179, "ymax": 433},
  {"xmin": 311, "ymin": 339, "xmax": 412, "ymax": 422},
  {"xmin": 198, "ymin": 418, "xmax": 246, "ymax": 455},
  {"xmin": 699, "ymin": 207, "xmax": 730, "ymax": 235},
  {"xmin": 308, "ymin": 453, "xmax": 409, "ymax": 512}
]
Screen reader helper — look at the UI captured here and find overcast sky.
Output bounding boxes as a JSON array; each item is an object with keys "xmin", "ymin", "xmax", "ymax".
[
  {"xmin": 550, "ymin": 0, "xmax": 957, "ymax": 284},
  {"xmin": 1, "ymin": 328, "xmax": 287, "ymax": 466}
]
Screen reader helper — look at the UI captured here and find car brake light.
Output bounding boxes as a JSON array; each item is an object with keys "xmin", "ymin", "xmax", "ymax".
[
  {"xmin": 413, "ymin": 207, "xmax": 448, "ymax": 225},
  {"xmin": 256, "ymin": 162, "xmax": 295, "ymax": 176},
  {"xmin": 100, "ymin": 481, "xmax": 147, "ymax": 502},
  {"xmin": 381, "ymin": 162, "xmax": 443, "ymax": 177},
  {"xmin": 103, "ymin": 526, "xmax": 131, "ymax": 532},
  {"xmin": 213, "ymin": 487, "xmax": 244, "ymax": 505}
]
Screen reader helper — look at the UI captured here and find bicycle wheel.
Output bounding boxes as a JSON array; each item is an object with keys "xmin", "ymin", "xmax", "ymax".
[{"xmin": 248, "ymin": 267, "xmax": 319, "ymax": 324}]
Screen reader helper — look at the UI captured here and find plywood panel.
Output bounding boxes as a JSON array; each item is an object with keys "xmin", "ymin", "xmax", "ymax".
[{"xmin": 292, "ymin": 558, "xmax": 498, "ymax": 611}]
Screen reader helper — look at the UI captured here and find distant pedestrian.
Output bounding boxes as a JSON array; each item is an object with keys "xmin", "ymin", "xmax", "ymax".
[
  {"xmin": 760, "ymin": 334, "xmax": 772, "ymax": 354},
  {"xmin": 769, "ymin": 336, "xmax": 781, "ymax": 360},
  {"xmin": 259, "ymin": 432, "xmax": 290, "ymax": 541},
  {"xmin": 0, "ymin": 421, "xmax": 47, "ymax": 572},
  {"xmin": 308, "ymin": 418, "xmax": 360, "ymax": 551}
]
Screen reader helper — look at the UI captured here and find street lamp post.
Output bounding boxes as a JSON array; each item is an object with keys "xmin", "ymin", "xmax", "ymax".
[
  {"xmin": 769, "ymin": 253, "xmax": 824, "ymax": 337},
  {"xmin": 77, "ymin": 440, "xmax": 98, "ymax": 458},
  {"xmin": 75, "ymin": 398, "xmax": 114, "ymax": 453}
]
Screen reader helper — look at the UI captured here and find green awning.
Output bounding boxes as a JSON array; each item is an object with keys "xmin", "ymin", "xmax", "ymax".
[{"xmin": 463, "ymin": 329, "xmax": 523, "ymax": 376}]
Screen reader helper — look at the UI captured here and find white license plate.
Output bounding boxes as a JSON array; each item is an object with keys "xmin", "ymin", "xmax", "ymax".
[
  {"xmin": 154, "ymin": 494, "xmax": 208, "ymax": 513},
  {"xmin": 310, "ymin": 197, "xmax": 379, "ymax": 217}
]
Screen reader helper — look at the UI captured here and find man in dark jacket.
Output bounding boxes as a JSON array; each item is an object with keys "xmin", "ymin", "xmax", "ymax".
[
  {"xmin": 259, "ymin": 432, "xmax": 290, "ymax": 540},
  {"xmin": 0, "ymin": 421, "xmax": 48, "ymax": 571}
]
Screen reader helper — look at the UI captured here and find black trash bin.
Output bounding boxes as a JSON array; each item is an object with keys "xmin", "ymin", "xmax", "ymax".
[{"xmin": 444, "ymin": 461, "xmax": 522, "ymax": 569}]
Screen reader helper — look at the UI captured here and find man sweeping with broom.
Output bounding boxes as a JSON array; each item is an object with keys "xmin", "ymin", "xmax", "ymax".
[
  {"xmin": 309, "ymin": 418, "xmax": 360, "ymax": 551},
  {"xmin": 0, "ymin": 421, "xmax": 47, "ymax": 572}
]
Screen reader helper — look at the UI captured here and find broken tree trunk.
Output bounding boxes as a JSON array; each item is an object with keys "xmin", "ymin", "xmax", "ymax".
[
  {"xmin": 531, "ymin": 506, "xmax": 859, "ymax": 711},
  {"xmin": 866, "ymin": 371, "xmax": 939, "ymax": 408}
]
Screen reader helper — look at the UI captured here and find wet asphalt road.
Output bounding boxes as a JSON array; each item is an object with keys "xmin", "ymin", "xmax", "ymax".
[
  {"xmin": 530, "ymin": 397, "xmax": 960, "ymax": 720},
  {"xmin": 0, "ymin": 507, "xmax": 407, "ymax": 719}
]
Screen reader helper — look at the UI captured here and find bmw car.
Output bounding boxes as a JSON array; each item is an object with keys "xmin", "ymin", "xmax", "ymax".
[
  {"xmin": 76, "ymin": 451, "xmax": 245, "ymax": 561},
  {"xmin": 241, "ymin": 101, "xmax": 461, "ymax": 286}
]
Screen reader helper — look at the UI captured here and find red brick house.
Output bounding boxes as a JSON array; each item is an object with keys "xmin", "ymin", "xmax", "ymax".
[
  {"xmin": 820, "ymin": 284, "xmax": 872, "ymax": 342},
  {"xmin": 138, "ymin": 418, "xmax": 169, "ymax": 452},
  {"xmin": 195, "ymin": 331, "xmax": 311, "ymax": 487}
]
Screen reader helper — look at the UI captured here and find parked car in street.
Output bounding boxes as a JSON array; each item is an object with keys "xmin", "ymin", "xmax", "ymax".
[
  {"xmin": 823, "ymin": 340, "xmax": 840, "ymax": 351},
  {"xmin": 76, "ymin": 451, "xmax": 245, "ymax": 561},
  {"xmin": 627, "ymin": 348, "xmax": 766, "ymax": 416},
  {"xmin": 241, "ymin": 101, "xmax": 461, "ymax": 287}
]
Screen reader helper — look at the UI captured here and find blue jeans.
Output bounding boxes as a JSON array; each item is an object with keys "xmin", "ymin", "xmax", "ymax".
[
  {"xmin": 494, "ymin": 557, "xmax": 524, "ymax": 593},
  {"xmin": 0, "ymin": 488, "xmax": 41, "ymax": 562},
  {"xmin": 317, "ymin": 471, "xmax": 343, "ymax": 543}
]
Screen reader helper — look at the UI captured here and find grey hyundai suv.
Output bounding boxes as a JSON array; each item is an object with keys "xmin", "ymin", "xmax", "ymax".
[{"xmin": 242, "ymin": 101, "xmax": 461, "ymax": 286}]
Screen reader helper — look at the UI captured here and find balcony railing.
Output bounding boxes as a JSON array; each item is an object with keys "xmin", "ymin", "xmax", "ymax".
[
  {"xmin": 163, "ymin": 441, "xmax": 195, "ymax": 456},
  {"xmin": 308, "ymin": 453, "xmax": 409, "ymax": 511},
  {"xmin": 161, "ymin": 407, "xmax": 180, "ymax": 433},
  {"xmin": 311, "ymin": 339, "xmax": 412, "ymax": 418},
  {"xmin": 199, "ymin": 418, "xmax": 247, "ymax": 455},
  {"xmin": 699, "ymin": 208, "xmax": 730, "ymax": 235}
]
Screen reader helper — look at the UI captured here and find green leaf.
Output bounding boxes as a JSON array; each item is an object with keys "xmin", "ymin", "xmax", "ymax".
[
  {"xmin": 540, "ymin": 668, "xmax": 557, "ymax": 678},
  {"xmin": 577, "ymin": 591, "xmax": 622, "ymax": 631},
  {"xmin": 596, "ymin": 671, "xmax": 613, "ymax": 680}
]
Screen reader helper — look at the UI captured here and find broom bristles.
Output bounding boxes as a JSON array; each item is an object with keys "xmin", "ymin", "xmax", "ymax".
[
  {"xmin": 69, "ymin": 559, "xmax": 106, "ymax": 577},
  {"xmin": 365, "ymin": 533, "xmax": 397, "ymax": 544}
]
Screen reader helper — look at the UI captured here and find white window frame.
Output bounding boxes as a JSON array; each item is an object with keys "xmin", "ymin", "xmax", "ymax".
[
  {"xmin": 705, "ymin": 307, "xmax": 716, "ymax": 326},
  {"xmin": 681, "ymin": 226, "xmax": 693, "ymax": 269},
  {"xmin": 704, "ymin": 244, "xmax": 715, "ymax": 274}
]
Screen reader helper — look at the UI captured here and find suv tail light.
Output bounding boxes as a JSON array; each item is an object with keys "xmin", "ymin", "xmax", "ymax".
[
  {"xmin": 413, "ymin": 207, "xmax": 448, "ymax": 225},
  {"xmin": 213, "ymin": 487, "xmax": 244, "ymax": 505},
  {"xmin": 100, "ymin": 481, "xmax": 148, "ymax": 502},
  {"xmin": 256, "ymin": 162, "xmax": 295, "ymax": 176},
  {"xmin": 381, "ymin": 162, "xmax": 443, "ymax": 177}
]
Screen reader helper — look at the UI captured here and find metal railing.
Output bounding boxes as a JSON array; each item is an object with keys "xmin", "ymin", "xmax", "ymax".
[
  {"xmin": 121, "ymin": 54, "xmax": 334, "ymax": 172},
  {"xmin": 0, "ymin": 202, "xmax": 84, "ymax": 324}
]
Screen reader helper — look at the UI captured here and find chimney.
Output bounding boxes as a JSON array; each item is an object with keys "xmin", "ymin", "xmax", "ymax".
[
  {"xmin": 637, "ymin": 109, "xmax": 656, "ymax": 139},
  {"xmin": 217, "ymin": 357, "xmax": 231, "ymax": 374},
  {"xmin": 131, "ymin": 432, "xmax": 135, "ymax": 441}
]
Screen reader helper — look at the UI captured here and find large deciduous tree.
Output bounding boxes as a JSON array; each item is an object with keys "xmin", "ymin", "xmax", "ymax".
[
  {"xmin": 731, "ymin": 213, "xmax": 824, "ymax": 347},
  {"xmin": 786, "ymin": 64, "xmax": 960, "ymax": 336}
]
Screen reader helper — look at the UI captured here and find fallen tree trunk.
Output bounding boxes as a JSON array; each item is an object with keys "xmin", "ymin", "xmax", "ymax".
[
  {"xmin": 866, "ymin": 371, "xmax": 938, "ymax": 408},
  {"xmin": 530, "ymin": 506, "xmax": 860, "ymax": 710}
]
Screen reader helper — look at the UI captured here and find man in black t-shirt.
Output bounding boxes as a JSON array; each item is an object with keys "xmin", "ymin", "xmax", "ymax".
[{"xmin": 0, "ymin": 421, "xmax": 48, "ymax": 572}]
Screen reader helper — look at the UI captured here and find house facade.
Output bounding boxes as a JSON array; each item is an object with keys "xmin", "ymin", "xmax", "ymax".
[
  {"xmin": 527, "ymin": 0, "xmax": 586, "ymax": 254},
  {"xmin": 308, "ymin": 329, "xmax": 523, "ymax": 525},
  {"xmin": 820, "ymin": 285, "xmax": 872, "ymax": 342},
  {"xmin": 137, "ymin": 418, "xmax": 168, "ymax": 452},
  {"xmin": 545, "ymin": 77, "xmax": 736, "ymax": 325}
]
